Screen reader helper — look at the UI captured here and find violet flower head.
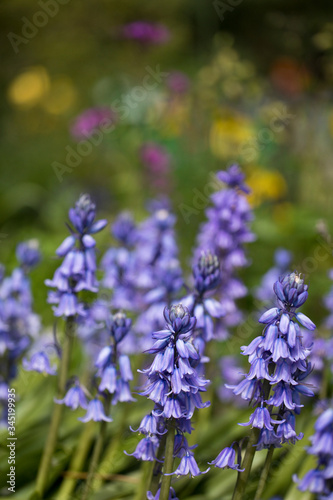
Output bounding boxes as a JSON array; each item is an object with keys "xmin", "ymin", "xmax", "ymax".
[
  {"xmin": 45, "ymin": 194, "xmax": 107, "ymax": 318},
  {"xmin": 226, "ymin": 271, "xmax": 315, "ymax": 452},
  {"xmin": 128, "ymin": 304, "xmax": 210, "ymax": 480},
  {"xmin": 193, "ymin": 251, "xmax": 221, "ymax": 296},
  {"xmin": 121, "ymin": 21, "xmax": 170, "ymax": 45},
  {"xmin": 183, "ymin": 251, "xmax": 224, "ymax": 344},
  {"xmin": 70, "ymin": 107, "xmax": 116, "ymax": 140},
  {"xmin": 216, "ymin": 164, "xmax": 250, "ymax": 194},
  {"xmin": 95, "ymin": 310, "xmax": 135, "ymax": 407},
  {"xmin": 196, "ymin": 166, "xmax": 255, "ymax": 339}
]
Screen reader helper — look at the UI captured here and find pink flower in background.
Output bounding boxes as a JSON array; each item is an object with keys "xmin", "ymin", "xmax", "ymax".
[
  {"xmin": 166, "ymin": 71, "xmax": 190, "ymax": 94},
  {"xmin": 121, "ymin": 21, "xmax": 170, "ymax": 45},
  {"xmin": 140, "ymin": 142, "xmax": 171, "ymax": 192},
  {"xmin": 140, "ymin": 142, "xmax": 170, "ymax": 174},
  {"xmin": 70, "ymin": 107, "xmax": 117, "ymax": 140}
]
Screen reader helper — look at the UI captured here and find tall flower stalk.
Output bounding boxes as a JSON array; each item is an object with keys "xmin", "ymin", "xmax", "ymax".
[
  {"xmin": 0, "ymin": 240, "xmax": 41, "ymax": 426},
  {"xmin": 127, "ymin": 304, "xmax": 210, "ymax": 500},
  {"xmin": 33, "ymin": 194, "xmax": 106, "ymax": 497},
  {"xmin": 209, "ymin": 272, "xmax": 316, "ymax": 499},
  {"xmin": 196, "ymin": 165, "xmax": 255, "ymax": 339}
]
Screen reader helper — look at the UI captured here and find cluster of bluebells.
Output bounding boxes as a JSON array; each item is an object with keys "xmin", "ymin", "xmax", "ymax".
[
  {"xmin": 45, "ymin": 194, "xmax": 107, "ymax": 318},
  {"xmin": 294, "ymin": 404, "xmax": 333, "ymax": 498},
  {"xmin": 0, "ymin": 241, "xmax": 41, "ymax": 424},
  {"xmin": 211, "ymin": 272, "xmax": 316, "ymax": 470},
  {"xmin": 57, "ymin": 310, "xmax": 134, "ymax": 422},
  {"xmin": 102, "ymin": 200, "xmax": 184, "ymax": 348},
  {"xmin": 196, "ymin": 165, "xmax": 255, "ymax": 339},
  {"xmin": 127, "ymin": 304, "xmax": 210, "ymax": 496}
]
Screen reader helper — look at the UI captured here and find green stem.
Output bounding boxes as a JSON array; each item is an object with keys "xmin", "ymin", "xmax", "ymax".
[
  {"xmin": 148, "ymin": 433, "xmax": 167, "ymax": 496},
  {"xmin": 254, "ymin": 445, "xmax": 275, "ymax": 500},
  {"xmin": 81, "ymin": 395, "xmax": 112, "ymax": 500},
  {"xmin": 135, "ymin": 461, "xmax": 155, "ymax": 500},
  {"xmin": 232, "ymin": 427, "xmax": 261, "ymax": 500},
  {"xmin": 35, "ymin": 317, "xmax": 74, "ymax": 497},
  {"xmin": 159, "ymin": 423, "xmax": 175, "ymax": 500},
  {"xmin": 56, "ymin": 421, "xmax": 95, "ymax": 500}
]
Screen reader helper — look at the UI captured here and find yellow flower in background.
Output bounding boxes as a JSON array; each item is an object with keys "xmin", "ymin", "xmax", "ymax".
[
  {"xmin": 7, "ymin": 67, "xmax": 50, "ymax": 107},
  {"xmin": 246, "ymin": 166, "xmax": 287, "ymax": 206},
  {"xmin": 210, "ymin": 113, "xmax": 253, "ymax": 159}
]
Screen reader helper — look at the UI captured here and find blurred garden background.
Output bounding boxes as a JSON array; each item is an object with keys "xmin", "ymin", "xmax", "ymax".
[{"xmin": 2, "ymin": 0, "xmax": 333, "ymax": 499}]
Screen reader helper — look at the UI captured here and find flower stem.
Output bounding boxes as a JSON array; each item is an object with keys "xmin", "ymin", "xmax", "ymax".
[
  {"xmin": 81, "ymin": 395, "xmax": 112, "ymax": 500},
  {"xmin": 148, "ymin": 433, "xmax": 167, "ymax": 496},
  {"xmin": 159, "ymin": 422, "xmax": 175, "ymax": 500},
  {"xmin": 254, "ymin": 445, "xmax": 275, "ymax": 500},
  {"xmin": 56, "ymin": 421, "xmax": 95, "ymax": 500},
  {"xmin": 35, "ymin": 317, "xmax": 74, "ymax": 497},
  {"xmin": 231, "ymin": 427, "xmax": 261, "ymax": 500}
]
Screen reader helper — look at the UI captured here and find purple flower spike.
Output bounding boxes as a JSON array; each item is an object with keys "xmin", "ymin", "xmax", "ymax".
[
  {"xmin": 225, "ymin": 271, "xmax": 315, "ymax": 455},
  {"xmin": 79, "ymin": 398, "xmax": 112, "ymax": 423},
  {"xmin": 209, "ymin": 446, "xmax": 244, "ymax": 471}
]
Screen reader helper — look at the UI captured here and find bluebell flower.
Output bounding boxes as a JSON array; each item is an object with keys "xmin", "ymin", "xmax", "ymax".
[
  {"xmin": 78, "ymin": 398, "xmax": 112, "ymax": 423},
  {"xmin": 209, "ymin": 445, "xmax": 244, "ymax": 471},
  {"xmin": 23, "ymin": 351, "xmax": 56, "ymax": 375},
  {"xmin": 125, "ymin": 435, "xmax": 159, "ymax": 461},
  {"xmin": 55, "ymin": 382, "xmax": 88, "ymax": 410},
  {"xmin": 166, "ymin": 451, "xmax": 209, "ymax": 477},
  {"xmin": 226, "ymin": 272, "xmax": 315, "ymax": 455}
]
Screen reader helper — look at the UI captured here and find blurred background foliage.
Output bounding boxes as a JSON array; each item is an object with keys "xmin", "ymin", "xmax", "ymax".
[{"xmin": 1, "ymin": 0, "xmax": 333, "ymax": 498}]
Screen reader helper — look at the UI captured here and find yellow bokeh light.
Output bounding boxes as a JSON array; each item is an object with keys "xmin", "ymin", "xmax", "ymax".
[
  {"xmin": 210, "ymin": 113, "xmax": 253, "ymax": 159},
  {"xmin": 7, "ymin": 67, "xmax": 50, "ymax": 107},
  {"xmin": 247, "ymin": 167, "xmax": 287, "ymax": 207}
]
